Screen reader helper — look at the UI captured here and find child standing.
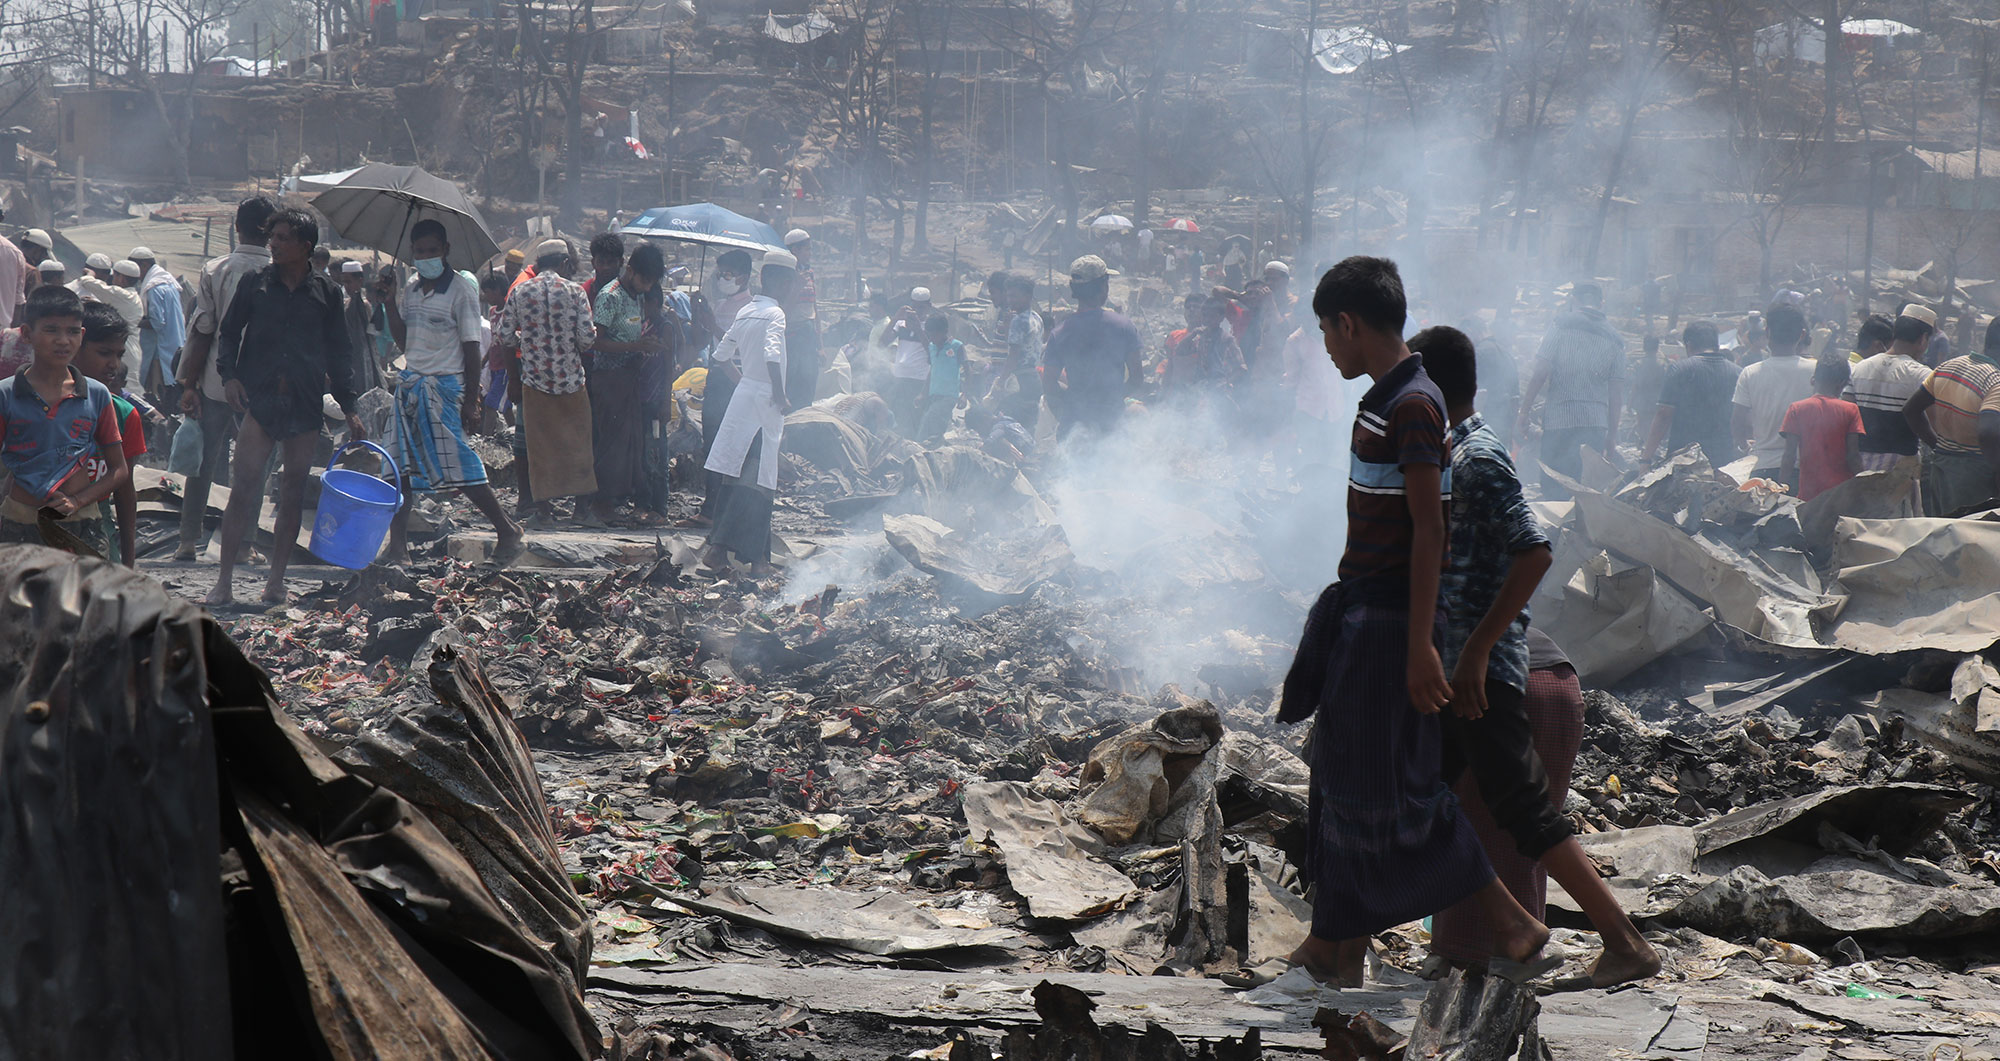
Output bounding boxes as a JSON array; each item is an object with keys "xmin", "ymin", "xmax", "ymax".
[
  {"xmin": 1279, "ymin": 257, "xmax": 1551, "ymax": 987},
  {"xmin": 0, "ymin": 287, "xmax": 130, "ymax": 558},
  {"xmin": 77, "ymin": 302, "xmax": 147, "ymax": 565},
  {"xmin": 920, "ymin": 314, "xmax": 965, "ymax": 442},
  {"xmin": 1780, "ymin": 357, "xmax": 1865, "ymax": 501}
]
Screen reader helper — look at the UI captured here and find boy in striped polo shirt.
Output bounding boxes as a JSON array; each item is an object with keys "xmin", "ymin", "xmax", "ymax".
[{"xmin": 1277, "ymin": 257, "xmax": 1552, "ymax": 987}]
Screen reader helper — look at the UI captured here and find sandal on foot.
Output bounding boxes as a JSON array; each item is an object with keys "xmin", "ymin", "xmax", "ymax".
[
  {"xmin": 1416, "ymin": 953, "xmax": 1455, "ymax": 981},
  {"xmin": 1541, "ymin": 951, "xmax": 1662, "ymax": 993},
  {"xmin": 1217, "ymin": 959, "xmax": 1296, "ymax": 989},
  {"xmin": 1487, "ymin": 954, "xmax": 1565, "ymax": 986}
]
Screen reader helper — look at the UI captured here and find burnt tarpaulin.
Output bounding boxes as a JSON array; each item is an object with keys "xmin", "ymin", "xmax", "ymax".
[
  {"xmin": 330, "ymin": 644, "xmax": 603, "ymax": 1057},
  {"xmin": 0, "ymin": 546, "xmax": 234, "ymax": 1060}
]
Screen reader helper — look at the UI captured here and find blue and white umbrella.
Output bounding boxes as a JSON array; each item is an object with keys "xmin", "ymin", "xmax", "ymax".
[{"xmin": 620, "ymin": 203, "xmax": 785, "ymax": 255}]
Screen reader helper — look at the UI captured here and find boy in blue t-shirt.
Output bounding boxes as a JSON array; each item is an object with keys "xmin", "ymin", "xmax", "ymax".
[
  {"xmin": 920, "ymin": 314, "xmax": 964, "ymax": 441},
  {"xmin": 0, "ymin": 286, "xmax": 129, "ymax": 558}
]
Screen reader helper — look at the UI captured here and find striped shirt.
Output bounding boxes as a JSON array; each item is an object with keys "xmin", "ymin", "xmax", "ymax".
[
  {"xmin": 1923, "ymin": 355, "xmax": 2000, "ymax": 453},
  {"xmin": 1843, "ymin": 352, "xmax": 1927, "ymax": 456},
  {"xmin": 1339, "ymin": 353, "xmax": 1452, "ymax": 582}
]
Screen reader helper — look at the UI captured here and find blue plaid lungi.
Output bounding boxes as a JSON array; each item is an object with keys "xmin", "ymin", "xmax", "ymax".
[{"xmin": 391, "ymin": 370, "xmax": 488, "ymax": 493}]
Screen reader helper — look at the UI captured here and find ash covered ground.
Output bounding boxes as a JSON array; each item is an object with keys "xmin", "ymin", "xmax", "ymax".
[{"xmin": 130, "ymin": 390, "xmax": 2000, "ymax": 1061}]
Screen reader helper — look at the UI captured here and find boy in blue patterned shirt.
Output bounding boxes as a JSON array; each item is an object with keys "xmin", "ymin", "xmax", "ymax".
[{"xmin": 1413, "ymin": 325, "xmax": 1660, "ymax": 989}]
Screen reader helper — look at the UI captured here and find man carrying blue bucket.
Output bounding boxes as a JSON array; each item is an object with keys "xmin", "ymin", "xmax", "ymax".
[
  {"xmin": 205, "ymin": 209, "xmax": 367, "ymax": 607},
  {"xmin": 378, "ymin": 219, "xmax": 525, "ymax": 565}
]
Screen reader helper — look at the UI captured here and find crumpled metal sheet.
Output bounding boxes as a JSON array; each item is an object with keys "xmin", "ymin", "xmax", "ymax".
[
  {"xmin": 334, "ymin": 646, "xmax": 602, "ymax": 1058},
  {"xmin": 235, "ymin": 785, "xmax": 497, "ymax": 1061},
  {"xmin": 669, "ymin": 883, "xmax": 1020, "ymax": 955},
  {"xmin": 1692, "ymin": 782, "xmax": 1970, "ymax": 859},
  {"xmin": 1867, "ymin": 688, "xmax": 2000, "ymax": 783},
  {"xmin": 883, "ymin": 513, "xmax": 1073, "ymax": 599},
  {"xmin": 1534, "ymin": 528, "xmax": 1713, "ymax": 685},
  {"xmin": 1553, "ymin": 784, "xmax": 2000, "ymax": 941},
  {"xmin": 0, "ymin": 544, "xmax": 600, "ymax": 1061},
  {"xmin": 1573, "ymin": 491, "xmax": 1826, "ymax": 647},
  {"xmin": 1827, "ymin": 516, "xmax": 2000, "ymax": 653},
  {"xmin": 0, "ymin": 546, "xmax": 233, "ymax": 1060},
  {"xmin": 1795, "ymin": 460, "xmax": 1921, "ymax": 552},
  {"xmin": 209, "ymin": 618, "xmax": 603, "ymax": 1060}
]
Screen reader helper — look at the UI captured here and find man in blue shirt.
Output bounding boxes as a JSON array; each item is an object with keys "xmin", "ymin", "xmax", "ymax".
[
  {"xmin": 1040, "ymin": 255, "xmax": 1141, "ymax": 439},
  {"xmin": 130, "ymin": 246, "xmax": 186, "ymax": 406}
]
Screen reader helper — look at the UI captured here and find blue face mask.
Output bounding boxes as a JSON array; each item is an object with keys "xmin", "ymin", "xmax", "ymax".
[{"xmin": 415, "ymin": 257, "xmax": 446, "ymax": 280}]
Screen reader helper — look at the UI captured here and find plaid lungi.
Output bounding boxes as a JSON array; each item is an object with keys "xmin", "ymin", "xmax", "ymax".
[
  {"xmin": 1293, "ymin": 579, "xmax": 1495, "ymax": 941},
  {"xmin": 1428, "ymin": 664, "xmax": 1586, "ymax": 964},
  {"xmin": 391, "ymin": 370, "xmax": 488, "ymax": 493}
]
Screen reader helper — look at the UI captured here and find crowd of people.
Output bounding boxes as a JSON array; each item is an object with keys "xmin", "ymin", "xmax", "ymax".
[
  {"xmin": 0, "ymin": 198, "xmax": 816, "ymax": 592},
  {"xmin": 6, "ymin": 187, "xmax": 2000, "ymax": 985},
  {"xmin": 5, "ymin": 190, "xmax": 1994, "ymax": 600},
  {"xmin": 1518, "ymin": 280, "xmax": 2000, "ymax": 515}
]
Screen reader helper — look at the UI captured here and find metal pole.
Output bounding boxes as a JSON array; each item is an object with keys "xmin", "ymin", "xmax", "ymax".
[{"xmin": 1861, "ymin": 154, "xmax": 1878, "ymax": 316}]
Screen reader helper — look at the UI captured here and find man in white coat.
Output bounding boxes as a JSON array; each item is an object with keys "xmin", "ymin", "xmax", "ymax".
[{"xmin": 701, "ymin": 249, "xmax": 795, "ymax": 574}]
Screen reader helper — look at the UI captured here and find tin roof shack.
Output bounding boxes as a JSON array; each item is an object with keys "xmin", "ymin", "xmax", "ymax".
[
  {"xmin": 55, "ymin": 85, "xmax": 250, "ymax": 181},
  {"xmin": 1902, "ymin": 146, "xmax": 2000, "ymax": 211},
  {"xmin": 53, "ymin": 81, "xmax": 407, "ymax": 184}
]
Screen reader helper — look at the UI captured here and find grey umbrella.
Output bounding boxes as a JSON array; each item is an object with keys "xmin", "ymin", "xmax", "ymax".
[{"xmin": 312, "ymin": 163, "xmax": 501, "ymax": 265}]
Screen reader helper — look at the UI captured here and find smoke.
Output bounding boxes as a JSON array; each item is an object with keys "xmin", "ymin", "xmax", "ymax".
[
  {"xmin": 773, "ymin": 531, "xmax": 920, "ymax": 607},
  {"xmin": 1037, "ymin": 372, "xmax": 1362, "ymax": 698}
]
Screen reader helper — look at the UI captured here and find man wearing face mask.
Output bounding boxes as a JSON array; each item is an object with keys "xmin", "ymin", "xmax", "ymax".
[
  {"xmin": 693, "ymin": 249, "xmax": 756, "ymax": 526},
  {"xmin": 379, "ymin": 218, "xmax": 524, "ymax": 562}
]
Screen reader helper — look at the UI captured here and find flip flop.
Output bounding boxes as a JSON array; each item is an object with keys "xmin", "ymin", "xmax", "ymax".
[
  {"xmin": 1539, "ymin": 951, "xmax": 1664, "ymax": 993},
  {"xmin": 1486, "ymin": 954, "xmax": 1565, "ymax": 986},
  {"xmin": 1415, "ymin": 953, "xmax": 1455, "ymax": 981},
  {"xmin": 1217, "ymin": 959, "xmax": 1296, "ymax": 988}
]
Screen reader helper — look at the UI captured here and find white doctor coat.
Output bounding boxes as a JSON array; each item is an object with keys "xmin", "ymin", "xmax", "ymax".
[{"xmin": 703, "ymin": 295, "xmax": 790, "ymax": 491}]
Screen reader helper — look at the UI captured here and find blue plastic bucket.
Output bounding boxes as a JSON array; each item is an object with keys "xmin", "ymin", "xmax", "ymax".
[{"xmin": 310, "ymin": 440, "xmax": 402, "ymax": 570}]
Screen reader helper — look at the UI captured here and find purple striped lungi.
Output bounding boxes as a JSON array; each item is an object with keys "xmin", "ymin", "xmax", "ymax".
[{"xmin": 1287, "ymin": 578, "xmax": 1495, "ymax": 941}]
